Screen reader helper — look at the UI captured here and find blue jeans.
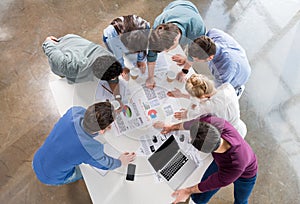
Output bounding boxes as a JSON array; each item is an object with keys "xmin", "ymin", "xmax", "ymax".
[
  {"xmin": 63, "ymin": 166, "xmax": 83, "ymax": 185},
  {"xmin": 191, "ymin": 161, "xmax": 257, "ymax": 204}
]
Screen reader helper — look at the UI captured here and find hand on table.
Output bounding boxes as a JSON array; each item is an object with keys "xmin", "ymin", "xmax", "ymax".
[
  {"xmin": 45, "ymin": 36, "xmax": 59, "ymax": 43},
  {"xmin": 167, "ymin": 88, "xmax": 183, "ymax": 98},
  {"xmin": 171, "ymin": 188, "xmax": 191, "ymax": 204},
  {"xmin": 119, "ymin": 152, "xmax": 136, "ymax": 166},
  {"xmin": 153, "ymin": 121, "xmax": 173, "ymax": 134},
  {"xmin": 172, "ymin": 54, "xmax": 186, "ymax": 66},
  {"xmin": 174, "ymin": 109, "xmax": 188, "ymax": 120},
  {"xmin": 146, "ymin": 77, "xmax": 156, "ymax": 89},
  {"xmin": 122, "ymin": 67, "xmax": 130, "ymax": 81},
  {"xmin": 176, "ymin": 71, "xmax": 187, "ymax": 83},
  {"xmin": 114, "ymin": 99, "xmax": 124, "ymax": 114},
  {"xmin": 137, "ymin": 61, "xmax": 146, "ymax": 74}
]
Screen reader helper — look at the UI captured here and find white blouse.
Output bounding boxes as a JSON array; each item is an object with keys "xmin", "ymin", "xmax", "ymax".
[{"xmin": 188, "ymin": 83, "xmax": 247, "ymax": 138}]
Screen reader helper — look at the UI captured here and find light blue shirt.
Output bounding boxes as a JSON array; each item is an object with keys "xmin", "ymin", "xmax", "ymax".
[
  {"xmin": 207, "ymin": 29, "xmax": 251, "ymax": 89},
  {"xmin": 147, "ymin": 0, "xmax": 206, "ymax": 62},
  {"xmin": 103, "ymin": 16, "xmax": 150, "ymax": 68}
]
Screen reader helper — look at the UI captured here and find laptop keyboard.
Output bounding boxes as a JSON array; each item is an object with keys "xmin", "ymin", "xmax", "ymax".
[{"xmin": 160, "ymin": 152, "xmax": 188, "ymax": 181}]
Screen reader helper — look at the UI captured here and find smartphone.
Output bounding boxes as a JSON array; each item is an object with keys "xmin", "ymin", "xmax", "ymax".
[{"xmin": 126, "ymin": 163, "xmax": 136, "ymax": 181}]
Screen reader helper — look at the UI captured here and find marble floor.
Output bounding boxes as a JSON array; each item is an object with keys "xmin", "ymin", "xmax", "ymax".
[{"xmin": 0, "ymin": 0, "xmax": 300, "ymax": 203}]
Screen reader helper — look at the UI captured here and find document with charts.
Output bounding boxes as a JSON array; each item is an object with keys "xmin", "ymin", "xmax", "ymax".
[{"xmin": 112, "ymin": 84, "xmax": 181, "ymax": 136}]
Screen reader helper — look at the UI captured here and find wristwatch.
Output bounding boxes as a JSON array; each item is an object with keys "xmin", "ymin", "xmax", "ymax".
[
  {"xmin": 115, "ymin": 94, "xmax": 122, "ymax": 100},
  {"xmin": 181, "ymin": 69, "xmax": 189, "ymax": 74}
]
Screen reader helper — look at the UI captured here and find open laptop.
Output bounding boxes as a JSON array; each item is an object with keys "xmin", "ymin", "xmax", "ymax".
[{"xmin": 148, "ymin": 135, "xmax": 197, "ymax": 190}]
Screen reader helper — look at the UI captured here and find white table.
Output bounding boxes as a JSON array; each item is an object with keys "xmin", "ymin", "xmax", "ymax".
[{"xmin": 49, "ymin": 46, "xmax": 213, "ymax": 204}]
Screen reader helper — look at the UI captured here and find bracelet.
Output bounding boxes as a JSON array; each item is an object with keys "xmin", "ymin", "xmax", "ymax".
[{"xmin": 181, "ymin": 69, "xmax": 189, "ymax": 74}]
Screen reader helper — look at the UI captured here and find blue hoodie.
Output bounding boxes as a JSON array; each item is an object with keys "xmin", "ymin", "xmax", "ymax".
[{"xmin": 33, "ymin": 106, "xmax": 121, "ymax": 185}]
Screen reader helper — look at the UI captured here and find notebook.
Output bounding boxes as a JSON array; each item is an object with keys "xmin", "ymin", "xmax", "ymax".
[{"xmin": 148, "ymin": 135, "xmax": 197, "ymax": 190}]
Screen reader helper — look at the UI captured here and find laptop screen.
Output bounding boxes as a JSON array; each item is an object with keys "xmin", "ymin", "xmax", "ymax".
[{"xmin": 148, "ymin": 135, "xmax": 179, "ymax": 171}]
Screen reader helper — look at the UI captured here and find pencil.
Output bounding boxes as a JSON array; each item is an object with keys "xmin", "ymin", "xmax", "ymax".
[{"xmin": 101, "ymin": 85, "xmax": 113, "ymax": 95}]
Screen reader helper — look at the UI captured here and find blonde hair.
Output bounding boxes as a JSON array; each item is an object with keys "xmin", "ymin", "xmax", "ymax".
[{"xmin": 185, "ymin": 74, "xmax": 215, "ymax": 98}]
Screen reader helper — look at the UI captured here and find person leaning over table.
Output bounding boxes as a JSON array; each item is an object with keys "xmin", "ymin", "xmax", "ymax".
[
  {"xmin": 42, "ymin": 34, "xmax": 124, "ymax": 105},
  {"xmin": 167, "ymin": 73, "xmax": 247, "ymax": 138},
  {"xmin": 146, "ymin": 0, "xmax": 206, "ymax": 89},
  {"xmin": 172, "ymin": 28, "xmax": 251, "ymax": 97},
  {"xmin": 103, "ymin": 14, "xmax": 150, "ymax": 77},
  {"xmin": 154, "ymin": 114, "xmax": 258, "ymax": 204},
  {"xmin": 32, "ymin": 102, "xmax": 136, "ymax": 185}
]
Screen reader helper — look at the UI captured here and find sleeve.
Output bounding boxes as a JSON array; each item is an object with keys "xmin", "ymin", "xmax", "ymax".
[
  {"xmin": 147, "ymin": 50, "xmax": 158, "ymax": 62},
  {"xmin": 42, "ymin": 40, "xmax": 84, "ymax": 78},
  {"xmin": 219, "ymin": 61, "xmax": 237, "ymax": 87},
  {"xmin": 85, "ymin": 151, "xmax": 121, "ymax": 170},
  {"xmin": 212, "ymin": 55, "xmax": 237, "ymax": 87},
  {"xmin": 198, "ymin": 165, "xmax": 244, "ymax": 192},
  {"xmin": 81, "ymin": 136, "xmax": 121, "ymax": 170},
  {"xmin": 85, "ymin": 141, "xmax": 121, "ymax": 170},
  {"xmin": 42, "ymin": 40, "xmax": 68, "ymax": 75},
  {"xmin": 183, "ymin": 118, "xmax": 200, "ymax": 130},
  {"xmin": 106, "ymin": 36, "xmax": 126, "ymax": 68},
  {"xmin": 137, "ymin": 51, "xmax": 146, "ymax": 62}
]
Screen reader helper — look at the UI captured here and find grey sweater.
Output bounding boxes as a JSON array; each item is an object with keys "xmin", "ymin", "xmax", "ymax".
[{"xmin": 42, "ymin": 34, "xmax": 113, "ymax": 83}]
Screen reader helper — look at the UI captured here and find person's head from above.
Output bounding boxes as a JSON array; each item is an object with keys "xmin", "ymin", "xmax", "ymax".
[
  {"xmin": 185, "ymin": 74, "xmax": 216, "ymax": 99},
  {"xmin": 120, "ymin": 29, "xmax": 150, "ymax": 54},
  {"xmin": 190, "ymin": 121, "xmax": 221, "ymax": 153},
  {"xmin": 83, "ymin": 101, "xmax": 115, "ymax": 135},
  {"xmin": 188, "ymin": 36, "xmax": 216, "ymax": 62},
  {"xmin": 91, "ymin": 55, "xmax": 122, "ymax": 81},
  {"xmin": 148, "ymin": 23, "xmax": 181, "ymax": 53}
]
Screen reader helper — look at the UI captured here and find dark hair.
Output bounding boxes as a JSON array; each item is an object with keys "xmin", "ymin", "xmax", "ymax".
[
  {"xmin": 120, "ymin": 29, "xmax": 150, "ymax": 54},
  {"xmin": 91, "ymin": 55, "xmax": 122, "ymax": 81},
  {"xmin": 148, "ymin": 23, "xmax": 180, "ymax": 53},
  {"xmin": 111, "ymin": 15, "xmax": 149, "ymax": 34},
  {"xmin": 190, "ymin": 121, "xmax": 221, "ymax": 153},
  {"xmin": 188, "ymin": 36, "xmax": 216, "ymax": 60},
  {"xmin": 83, "ymin": 102, "xmax": 115, "ymax": 133}
]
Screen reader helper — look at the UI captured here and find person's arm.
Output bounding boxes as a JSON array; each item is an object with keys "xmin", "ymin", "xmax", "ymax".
[
  {"xmin": 146, "ymin": 50, "xmax": 158, "ymax": 89},
  {"xmin": 171, "ymin": 185, "xmax": 201, "ymax": 204},
  {"xmin": 108, "ymin": 80, "xmax": 120, "ymax": 97},
  {"xmin": 210, "ymin": 57, "xmax": 236, "ymax": 87},
  {"xmin": 153, "ymin": 121, "xmax": 184, "ymax": 134},
  {"xmin": 86, "ymin": 150, "xmax": 121, "ymax": 170},
  {"xmin": 80, "ymin": 137, "xmax": 121, "ymax": 170},
  {"xmin": 107, "ymin": 80, "xmax": 124, "ymax": 111},
  {"xmin": 42, "ymin": 36, "xmax": 71, "ymax": 77},
  {"xmin": 171, "ymin": 54, "xmax": 192, "ymax": 82},
  {"xmin": 167, "ymin": 88, "xmax": 190, "ymax": 99},
  {"xmin": 106, "ymin": 37, "xmax": 126, "ymax": 69}
]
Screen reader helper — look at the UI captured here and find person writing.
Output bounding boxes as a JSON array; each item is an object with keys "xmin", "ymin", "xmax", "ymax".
[
  {"xmin": 155, "ymin": 114, "xmax": 258, "ymax": 204},
  {"xmin": 32, "ymin": 102, "xmax": 136, "ymax": 185},
  {"xmin": 146, "ymin": 0, "xmax": 206, "ymax": 89},
  {"xmin": 167, "ymin": 73, "xmax": 247, "ymax": 138}
]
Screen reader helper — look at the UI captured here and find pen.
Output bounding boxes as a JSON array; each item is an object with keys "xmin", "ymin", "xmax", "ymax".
[{"xmin": 101, "ymin": 85, "xmax": 113, "ymax": 95}]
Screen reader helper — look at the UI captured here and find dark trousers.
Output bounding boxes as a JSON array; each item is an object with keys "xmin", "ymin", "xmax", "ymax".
[{"xmin": 191, "ymin": 161, "xmax": 257, "ymax": 204}]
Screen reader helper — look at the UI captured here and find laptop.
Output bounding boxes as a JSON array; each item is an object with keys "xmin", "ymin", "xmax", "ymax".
[{"xmin": 148, "ymin": 135, "xmax": 197, "ymax": 190}]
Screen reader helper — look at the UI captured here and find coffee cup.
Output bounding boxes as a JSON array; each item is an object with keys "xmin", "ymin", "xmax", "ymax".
[
  {"xmin": 130, "ymin": 68, "xmax": 139, "ymax": 80},
  {"xmin": 110, "ymin": 100, "xmax": 121, "ymax": 110},
  {"xmin": 167, "ymin": 70, "xmax": 176, "ymax": 82}
]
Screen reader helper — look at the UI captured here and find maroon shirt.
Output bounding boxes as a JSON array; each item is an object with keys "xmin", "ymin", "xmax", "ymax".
[{"xmin": 183, "ymin": 115, "xmax": 258, "ymax": 192}]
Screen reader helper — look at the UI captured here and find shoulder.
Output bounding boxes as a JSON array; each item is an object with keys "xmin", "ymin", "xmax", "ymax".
[
  {"xmin": 218, "ymin": 83, "xmax": 235, "ymax": 92},
  {"xmin": 200, "ymin": 115, "xmax": 236, "ymax": 134},
  {"xmin": 68, "ymin": 106, "xmax": 86, "ymax": 115},
  {"xmin": 207, "ymin": 28, "xmax": 222, "ymax": 37}
]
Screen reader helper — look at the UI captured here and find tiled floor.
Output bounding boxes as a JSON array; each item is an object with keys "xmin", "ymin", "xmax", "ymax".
[{"xmin": 0, "ymin": 0, "xmax": 300, "ymax": 203}]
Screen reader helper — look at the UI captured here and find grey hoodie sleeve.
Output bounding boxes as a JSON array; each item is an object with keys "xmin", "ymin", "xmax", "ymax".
[{"xmin": 42, "ymin": 40, "xmax": 79, "ymax": 78}]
